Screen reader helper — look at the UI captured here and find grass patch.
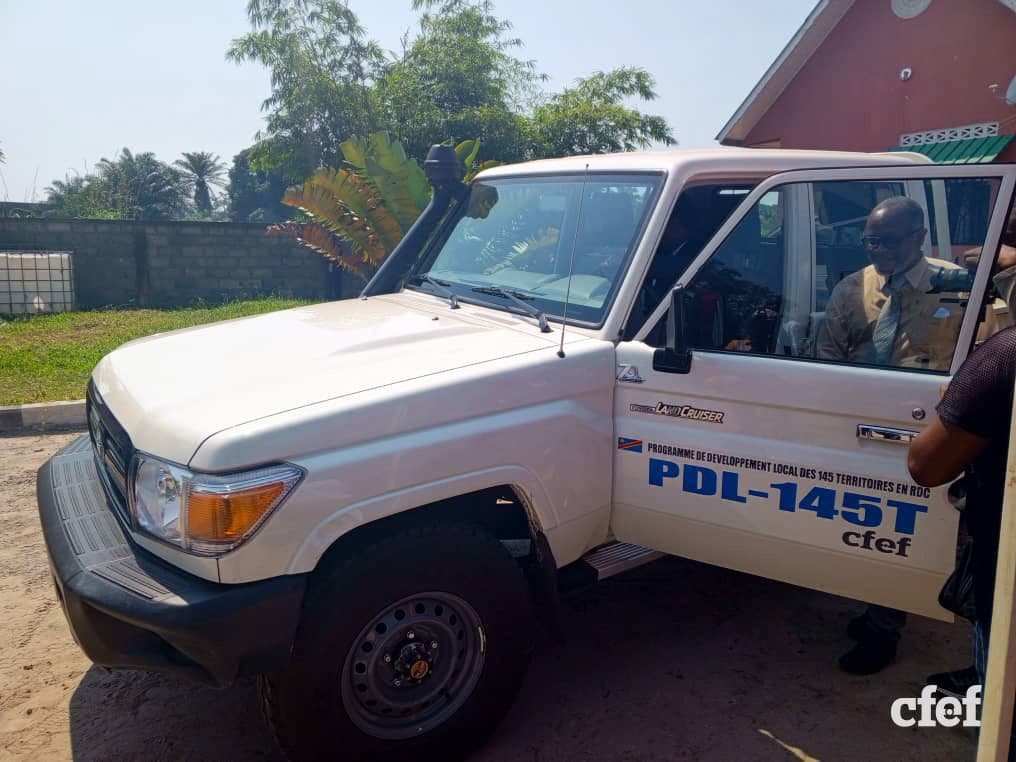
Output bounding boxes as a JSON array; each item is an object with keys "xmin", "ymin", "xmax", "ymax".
[{"xmin": 0, "ymin": 298, "xmax": 313, "ymax": 405}]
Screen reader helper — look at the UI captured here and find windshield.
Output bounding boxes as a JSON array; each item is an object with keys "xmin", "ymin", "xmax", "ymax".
[{"xmin": 412, "ymin": 174, "xmax": 662, "ymax": 326}]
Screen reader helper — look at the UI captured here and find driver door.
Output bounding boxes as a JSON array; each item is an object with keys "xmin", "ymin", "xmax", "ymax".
[{"xmin": 612, "ymin": 164, "xmax": 1016, "ymax": 619}]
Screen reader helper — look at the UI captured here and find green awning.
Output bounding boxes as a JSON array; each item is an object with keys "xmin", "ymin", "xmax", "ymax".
[{"xmin": 889, "ymin": 134, "xmax": 1013, "ymax": 163}]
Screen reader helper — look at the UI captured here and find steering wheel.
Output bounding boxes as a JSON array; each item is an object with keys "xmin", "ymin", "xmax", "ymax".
[{"xmin": 574, "ymin": 246, "xmax": 626, "ymax": 278}]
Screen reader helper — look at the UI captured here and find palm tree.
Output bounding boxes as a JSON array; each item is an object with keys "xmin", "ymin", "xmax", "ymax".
[
  {"xmin": 97, "ymin": 148, "xmax": 188, "ymax": 220},
  {"xmin": 174, "ymin": 152, "xmax": 227, "ymax": 215},
  {"xmin": 45, "ymin": 175, "xmax": 89, "ymax": 206}
]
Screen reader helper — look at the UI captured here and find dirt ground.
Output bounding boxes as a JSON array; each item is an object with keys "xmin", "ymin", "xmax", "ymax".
[{"xmin": 1, "ymin": 432, "xmax": 978, "ymax": 761}]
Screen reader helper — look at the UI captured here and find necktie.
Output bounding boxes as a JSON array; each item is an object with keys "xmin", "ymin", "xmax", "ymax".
[{"xmin": 872, "ymin": 277, "xmax": 901, "ymax": 365}]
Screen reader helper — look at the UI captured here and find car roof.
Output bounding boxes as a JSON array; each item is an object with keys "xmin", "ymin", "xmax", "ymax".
[{"xmin": 475, "ymin": 147, "xmax": 933, "ymax": 180}]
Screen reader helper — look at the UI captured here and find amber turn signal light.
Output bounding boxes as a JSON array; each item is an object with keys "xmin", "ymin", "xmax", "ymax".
[{"xmin": 188, "ymin": 482, "xmax": 286, "ymax": 543}]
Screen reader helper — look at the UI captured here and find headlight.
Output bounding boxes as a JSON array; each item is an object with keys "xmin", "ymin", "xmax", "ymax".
[
  {"xmin": 133, "ymin": 458, "xmax": 189, "ymax": 545},
  {"xmin": 131, "ymin": 455, "xmax": 302, "ymax": 557}
]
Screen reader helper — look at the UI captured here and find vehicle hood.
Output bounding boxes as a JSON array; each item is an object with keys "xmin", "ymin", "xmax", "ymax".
[{"xmin": 91, "ymin": 292, "xmax": 573, "ymax": 465}]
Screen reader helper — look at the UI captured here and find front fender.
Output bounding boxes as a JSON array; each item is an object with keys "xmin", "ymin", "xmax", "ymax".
[
  {"xmin": 286, "ymin": 464, "xmax": 555, "ymax": 575},
  {"xmin": 211, "ymin": 341, "xmax": 616, "ymax": 585}
]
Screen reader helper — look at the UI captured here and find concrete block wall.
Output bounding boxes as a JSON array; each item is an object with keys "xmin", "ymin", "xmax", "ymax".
[{"xmin": 0, "ymin": 219, "xmax": 360, "ymax": 311}]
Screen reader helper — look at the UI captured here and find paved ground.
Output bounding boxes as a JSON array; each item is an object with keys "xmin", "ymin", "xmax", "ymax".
[{"xmin": 0, "ymin": 432, "xmax": 977, "ymax": 761}]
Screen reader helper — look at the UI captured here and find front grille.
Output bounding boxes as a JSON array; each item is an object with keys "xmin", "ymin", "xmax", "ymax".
[{"xmin": 86, "ymin": 384, "xmax": 134, "ymax": 527}]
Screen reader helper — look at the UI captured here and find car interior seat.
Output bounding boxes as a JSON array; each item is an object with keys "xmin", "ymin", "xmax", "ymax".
[{"xmin": 578, "ymin": 191, "xmax": 636, "ymax": 251}]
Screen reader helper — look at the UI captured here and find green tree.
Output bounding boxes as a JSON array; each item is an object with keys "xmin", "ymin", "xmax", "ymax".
[
  {"xmin": 44, "ymin": 150, "xmax": 192, "ymax": 220},
  {"xmin": 45, "ymin": 175, "xmax": 119, "ymax": 219},
  {"xmin": 378, "ymin": 0, "xmax": 541, "ymax": 163},
  {"xmin": 226, "ymin": 147, "xmax": 292, "ymax": 222},
  {"xmin": 95, "ymin": 148, "xmax": 189, "ymax": 220},
  {"xmin": 530, "ymin": 67, "xmax": 676, "ymax": 157},
  {"xmin": 227, "ymin": 0, "xmax": 385, "ymax": 178},
  {"xmin": 174, "ymin": 151, "xmax": 227, "ymax": 214},
  {"xmin": 229, "ymin": 1, "xmax": 676, "ymax": 172}
]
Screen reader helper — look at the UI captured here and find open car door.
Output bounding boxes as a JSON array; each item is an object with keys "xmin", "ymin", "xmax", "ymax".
[{"xmin": 612, "ymin": 163, "xmax": 1016, "ymax": 619}]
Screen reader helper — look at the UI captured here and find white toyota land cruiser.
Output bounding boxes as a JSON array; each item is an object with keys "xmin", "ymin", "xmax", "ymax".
[{"xmin": 37, "ymin": 146, "xmax": 1016, "ymax": 760}]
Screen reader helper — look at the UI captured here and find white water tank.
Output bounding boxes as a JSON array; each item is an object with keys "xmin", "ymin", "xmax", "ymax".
[{"xmin": 0, "ymin": 251, "xmax": 75, "ymax": 316}]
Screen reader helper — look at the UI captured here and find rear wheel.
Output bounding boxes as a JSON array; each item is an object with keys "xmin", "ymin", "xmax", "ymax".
[{"xmin": 259, "ymin": 523, "xmax": 534, "ymax": 761}]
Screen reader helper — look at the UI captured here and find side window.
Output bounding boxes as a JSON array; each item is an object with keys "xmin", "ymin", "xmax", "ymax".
[
  {"xmin": 936, "ymin": 179, "xmax": 994, "ymax": 247},
  {"xmin": 680, "ymin": 189, "xmax": 791, "ymax": 355},
  {"xmin": 623, "ymin": 183, "xmax": 756, "ymax": 340},
  {"xmin": 814, "ymin": 181, "xmax": 905, "ymax": 311},
  {"xmin": 645, "ymin": 177, "xmax": 1003, "ymax": 374}
]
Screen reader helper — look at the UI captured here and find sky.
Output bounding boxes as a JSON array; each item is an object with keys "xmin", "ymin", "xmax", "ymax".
[{"xmin": 0, "ymin": 0, "xmax": 817, "ymax": 203}]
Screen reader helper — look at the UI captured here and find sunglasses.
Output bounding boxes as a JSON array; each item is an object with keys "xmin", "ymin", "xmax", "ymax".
[{"xmin": 863, "ymin": 228, "xmax": 922, "ymax": 250}]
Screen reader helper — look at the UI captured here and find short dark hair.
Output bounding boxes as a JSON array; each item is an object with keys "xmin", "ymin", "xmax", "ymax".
[{"xmin": 871, "ymin": 196, "xmax": 925, "ymax": 230}]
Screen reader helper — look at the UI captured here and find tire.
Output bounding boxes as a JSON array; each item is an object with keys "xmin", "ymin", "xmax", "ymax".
[{"xmin": 259, "ymin": 523, "xmax": 535, "ymax": 762}]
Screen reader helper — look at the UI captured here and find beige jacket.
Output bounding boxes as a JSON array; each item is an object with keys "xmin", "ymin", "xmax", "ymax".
[{"xmin": 816, "ymin": 257, "xmax": 966, "ymax": 371}]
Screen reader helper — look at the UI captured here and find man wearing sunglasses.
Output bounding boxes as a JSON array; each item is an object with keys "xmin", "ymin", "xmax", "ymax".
[{"xmin": 816, "ymin": 196, "xmax": 968, "ymax": 372}]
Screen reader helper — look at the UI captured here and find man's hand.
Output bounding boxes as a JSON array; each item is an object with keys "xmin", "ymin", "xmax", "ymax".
[
  {"xmin": 964, "ymin": 244, "xmax": 1016, "ymax": 274},
  {"xmin": 1000, "ymin": 244, "xmax": 1016, "ymax": 272}
]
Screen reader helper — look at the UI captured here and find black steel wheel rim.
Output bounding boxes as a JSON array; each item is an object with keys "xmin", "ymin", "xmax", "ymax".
[{"xmin": 340, "ymin": 591, "xmax": 486, "ymax": 740}]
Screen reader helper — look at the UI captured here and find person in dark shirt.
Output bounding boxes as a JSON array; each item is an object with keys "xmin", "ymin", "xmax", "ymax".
[
  {"xmin": 641, "ymin": 201, "xmax": 700, "ymax": 312},
  {"xmin": 631, "ymin": 199, "xmax": 706, "ymax": 345},
  {"xmin": 909, "ymin": 326, "xmax": 1016, "ymax": 757}
]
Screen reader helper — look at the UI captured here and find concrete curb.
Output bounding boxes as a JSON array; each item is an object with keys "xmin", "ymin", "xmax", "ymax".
[{"xmin": 0, "ymin": 399, "xmax": 87, "ymax": 434}]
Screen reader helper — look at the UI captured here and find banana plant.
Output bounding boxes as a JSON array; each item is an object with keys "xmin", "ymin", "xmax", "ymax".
[{"xmin": 270, "ymin": 132, "xmax": 502, "ymax": 279}]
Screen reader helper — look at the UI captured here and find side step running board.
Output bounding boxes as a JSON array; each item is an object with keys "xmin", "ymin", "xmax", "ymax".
[
  {"xmin": 558, "ymin": 542, "xmax": 664, "ymax": 592},
  {"xmin": 583, "ymin": 542, "xmax": 664, "ymax": 580}
]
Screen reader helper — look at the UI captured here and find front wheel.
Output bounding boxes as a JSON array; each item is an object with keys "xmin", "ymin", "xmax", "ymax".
[{"xmin": 259, "ymin": 524, "xmax": 535, "ymax": 761}]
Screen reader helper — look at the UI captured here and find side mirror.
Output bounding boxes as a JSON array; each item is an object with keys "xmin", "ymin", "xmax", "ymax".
[{"xmin": 653, "ymin": 286, "xmax": 693, "ymax": 373}]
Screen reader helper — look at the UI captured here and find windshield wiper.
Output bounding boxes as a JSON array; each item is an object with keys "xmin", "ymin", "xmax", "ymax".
[
  {"xmin": 471, "ymin": 286, "xmax": 552, "ymax": 333},
  {"xmin": 409, "ymin": 274, "xmax": 459, "ymax": 309}
]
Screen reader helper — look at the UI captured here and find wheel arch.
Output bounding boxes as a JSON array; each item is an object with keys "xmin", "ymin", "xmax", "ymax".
[
  {"xmin": 287, "ymin": 466, "xmax": 558, "ymax": 575},
  {"xmin": 292, "ymin": 473, "xmax": 563, "ymax": 638}
]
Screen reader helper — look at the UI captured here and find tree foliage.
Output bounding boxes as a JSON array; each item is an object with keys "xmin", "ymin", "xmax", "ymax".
[
  {"xmin": 45, "ymin": 149, "xmax": 220, "ymax": 220},
  {"xmin": 227, "ymin": 1, "xmax": 676, "ymax": 284},
  {"xmin": 44, "ymin": 175, "xmax": 120, "ymax": 219},
  {"xmin": 377, "ymin": 0, "xmax": 541, "ymax": 162},
  {"xmin": 226, "ymin": 147, "xmax": 292, "ymax": 222},
  {"xmin": 228, "ymin": 0, "xmax": 675, "ymax": 179},
  {"xmin": 174, "ymin": 151, "xmax": 227, "ymax": 214},
  {"xmin": 92, "ymin": 149, "xmax": 189, "ymax": 220},
  {"xmin": 270, "ymin": 132, "xmax": 495, "ymax": 279},
  {"xmin": 531, "ymin": 68, "xmax": 676, "ymax": 157},
  {"xmin": 268, "ymin": 132, "xmax": 428, "ymax": 278},
  {"xmin": 227, "ymin": 0, "xmax": 385, "ymax": 177}
]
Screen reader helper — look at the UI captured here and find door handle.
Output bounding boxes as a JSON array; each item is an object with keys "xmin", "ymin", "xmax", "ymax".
[{"xmin": 857, "ymin": 424, "xmax": 917, "ymax": 445}]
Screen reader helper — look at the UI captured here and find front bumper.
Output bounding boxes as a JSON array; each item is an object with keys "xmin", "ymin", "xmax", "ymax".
[{"xmin": 37, "ymin": 435, "xmax": 307, "ymax": 688}]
